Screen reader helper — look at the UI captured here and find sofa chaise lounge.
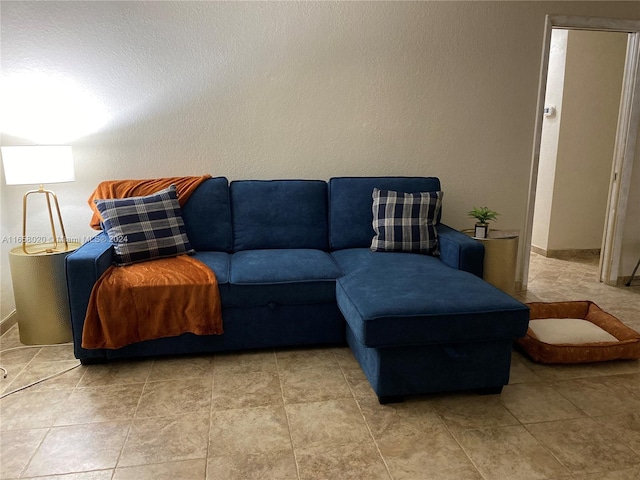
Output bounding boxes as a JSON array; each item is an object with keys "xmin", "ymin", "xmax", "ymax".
[{"xmin": 66, "ymin": 176, "xmax": 529, "ymax": 402}]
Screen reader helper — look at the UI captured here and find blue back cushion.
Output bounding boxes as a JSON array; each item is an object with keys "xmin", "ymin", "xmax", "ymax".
[
  {"xmin": 328, "ymin": 177, "xmax": 442, "ymax": 250},
  {"xmin": 182, "ymin": 177, "xmax": 233, "ymax": 252},
  {"xmin": 231, "ymin": 180, "xmax": 329, "ymax": 251}
]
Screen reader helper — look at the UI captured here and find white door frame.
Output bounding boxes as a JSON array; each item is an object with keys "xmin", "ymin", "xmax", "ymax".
[{"xmin": 520, "ymin": 15, "xmax": 640, "ymax": 289}]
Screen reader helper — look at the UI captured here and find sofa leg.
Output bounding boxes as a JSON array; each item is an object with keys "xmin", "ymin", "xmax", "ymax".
[
  {"xmin": 378, "ymin": 395, "xmax": 405, "ymax": 405},
  {"xmin": 476, "ymin": 386, "xmax": 503, "ymax": 395}
]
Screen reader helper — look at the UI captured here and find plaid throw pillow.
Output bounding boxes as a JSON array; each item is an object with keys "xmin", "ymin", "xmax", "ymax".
[
  {"xmin": 370, "ymin": 188, "xmax": 443, "ymax": 255},
  {"xmin": 95, "ymin": 185, "xmax": 195, "ymax": 266}
]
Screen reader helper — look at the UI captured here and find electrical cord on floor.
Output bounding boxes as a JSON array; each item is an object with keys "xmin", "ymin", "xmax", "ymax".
[{"xmin": 0, "ymin": 343, "xmax": 81, "ymax": 399}]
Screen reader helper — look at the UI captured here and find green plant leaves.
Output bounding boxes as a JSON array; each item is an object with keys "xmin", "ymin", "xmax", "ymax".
[{"xmin": 467, "ymin": 206, "xmax": 499, "ymax": 224}]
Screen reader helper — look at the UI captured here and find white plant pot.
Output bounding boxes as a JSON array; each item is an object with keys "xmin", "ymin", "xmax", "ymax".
[{"xmin": 474, "ymin": 223, "xmax": 489, "ymax": 239}]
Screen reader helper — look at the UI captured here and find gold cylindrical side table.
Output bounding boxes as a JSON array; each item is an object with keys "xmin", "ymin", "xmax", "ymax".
[
  {"xmin": 8, "ymin": 242, "xmax": 81, "ymax": 345},
  {"xmin": 464, "ymin": 230, "xmax": 519, "ymax": 295},
  {"xmin": 479, "ymin": 232, "xmax": 519, "ymax": 295}
]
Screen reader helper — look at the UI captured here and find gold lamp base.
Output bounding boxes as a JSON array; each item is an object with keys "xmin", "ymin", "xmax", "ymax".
[{"xmin": 22, "ymin": 185, "xmax": 70, "ymax": 255}]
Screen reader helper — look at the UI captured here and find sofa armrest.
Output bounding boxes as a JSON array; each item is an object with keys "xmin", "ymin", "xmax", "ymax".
[
  {"xmin": 66, "ymin": 232, "xmax": 113, "ymax": 361},
  {"xmin": 438, "ymin": 224, "xmax": 484, "ymax": 277}
]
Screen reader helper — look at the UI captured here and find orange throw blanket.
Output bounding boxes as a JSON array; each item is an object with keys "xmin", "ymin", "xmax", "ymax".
[
  {"xmin": 88, "ymin": 175, "xmax": 212, "ymax": 230},
  {"xmin": 82, "ymin": 255, "xmax": 223, "ymax": 349}
]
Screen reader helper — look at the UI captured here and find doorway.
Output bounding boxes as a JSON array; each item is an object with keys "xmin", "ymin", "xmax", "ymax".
[
  {"xmin": 530, "ymin": 28, "xmax": 628, "ymax": 266},
  {"xmin": 521, "ymin": 15, "xmax": 640, "ymax": 290}
]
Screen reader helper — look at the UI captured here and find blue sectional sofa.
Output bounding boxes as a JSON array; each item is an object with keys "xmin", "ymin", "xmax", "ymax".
[{"xmin": 66, "ymin": 176, "xmax": 529, "ymax": 402}]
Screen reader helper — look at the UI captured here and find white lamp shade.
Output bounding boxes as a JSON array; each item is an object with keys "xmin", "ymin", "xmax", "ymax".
[{"xmin": 1, "ymin": 146, "xmax": 75, "ymax": 185}]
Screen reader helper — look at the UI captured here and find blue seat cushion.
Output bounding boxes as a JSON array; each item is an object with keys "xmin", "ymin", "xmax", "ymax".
[
  {"xmin": 191, "ymin": 251, "xmax": 231, "ymax": 305},
  {"xmin": 332, "ymin": 248, "xmax": 529, "ymax": 347},
  {"xmin": 231, "ymin": 180, "xmax": 329, "ymax": 251},
  {"xmin": 228, "ymin": 249, "xmax": 342, "ymax": 306}
]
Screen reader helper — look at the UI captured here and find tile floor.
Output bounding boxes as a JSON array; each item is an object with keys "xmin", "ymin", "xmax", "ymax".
[{"xmin": 1, "ymin": 252, "xmax": 639, "ymax": 479}]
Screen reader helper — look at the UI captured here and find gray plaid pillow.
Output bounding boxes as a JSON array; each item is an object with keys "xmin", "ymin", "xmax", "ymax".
[
  {"xmin": 370, "ymin": 188, "xmax": 443, "ymax": 255},
  {"xmin": 95, "ymin": 185, "xmax": 194, "ymax": 266}
]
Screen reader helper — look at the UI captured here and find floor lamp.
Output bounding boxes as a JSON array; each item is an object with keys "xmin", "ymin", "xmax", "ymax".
[{"xmin": 1, "ymin": 145, "xmax": 75, "ymax": 254}]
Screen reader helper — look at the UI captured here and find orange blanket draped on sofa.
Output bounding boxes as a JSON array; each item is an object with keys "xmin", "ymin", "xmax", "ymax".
[
  {"xmin": 83, "ymin": 175, "xmax": 222, "ymax": 349},
  {"xmin": 82, "ymin": 255, "xmax": 223, "ymax": 349},
  {"xmin": 88, "ymin": 175, "xmax": 212, "ymax": 230}
]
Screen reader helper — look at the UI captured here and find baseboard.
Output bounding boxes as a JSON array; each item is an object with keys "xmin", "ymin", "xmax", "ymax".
[
  {"xmin": 1, "ymin": 310, "xmax": 18, "ymax": 335},
  {"xmin": 530, "ymin": 247, "xmax": 600, "ymax": 260},
  {"xmin": 530, "ymin": 245, "xmax": 547, "ymax": 257},
  {"xmin": 618, "ymin": 276, "xmax": 639, "ymax": 287}
]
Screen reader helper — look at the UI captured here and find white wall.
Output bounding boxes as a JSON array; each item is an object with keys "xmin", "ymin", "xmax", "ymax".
[
  {"xmin": 550, "ymin": 30, "xmax": 628, "ymax": 251},
  {"xmin": 622, "ymin": 128, "xmax": 640, "ymax": 276},
  {"xmin": 532, "ymin": 29, "xmax": 568, "ymax": 252},
  {"xmin": 2, "ymin": 1, "xmax": 640, "ymax": 318}
]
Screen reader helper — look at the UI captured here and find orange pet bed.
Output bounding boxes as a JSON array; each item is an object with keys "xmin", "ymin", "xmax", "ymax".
[{"xmin": 516, "ymin": 301, "xmax": 640, "ymax": 364}]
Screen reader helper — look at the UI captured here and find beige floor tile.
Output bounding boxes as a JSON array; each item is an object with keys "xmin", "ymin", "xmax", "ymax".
[
  {"xmin": 551, "ymin": 376, "xmax": 640, "ymax": 417},
  {"xmin": 32, "ymin": 344, "xmax": 77, "ymax": 363},
  {"xmin": 295, "ymin": 441, "xmax": 390, "ymax": 480},
  {"xmin": 207, "ymin": 451, "xmax": 298, "ymax": 480},
  {"xmin": 276, "ymin": 347, "xmax": 339, "ymax": 371},
  {"xmin": 78, "ymin": 360, "xmax": 152, "ymax": 387},
  {"xmin": 626, "ymin": 320, "xmax": 640, "ymax": 332},
  {"xmin": 147, "ymin": 355, "xmax": 215, "ymax": 381},
  {"xmin": 572, "ymin": 465, "xmax": 640, "ymax": 480},
  {"xmin": 135, "ymin": 377, "xmax": 212, "ymax": 418},
  {"xmin": 23, "ymin": 421, "xmax": 130, "ymax": 477},
  {"xmin": 213, "ymin": 350, "xmax": 277, "ymax": 374},
  {"xmin": 593, "ymin": 412, "xmax": 640, "ymax": 455},
  {"xmin": 331, "ymin": 346, "xmax": 361, "ymax": 369},
  {"xmin": 2, "ymin": 361, "xmax": 83, "ymax": 393},
  {"xmin": 0, "ymin": 324, "xmax": 24, "ymax": 350},
  {"xmin": 526, "ymin": 417, "xmax": 639, "ymax": 475},
  {"xmin": 0, "ymin": 344, "xmax": 42, "ymax": 364},
  {"xmin": 286, "ymin": 397, "xmax": 371, "ymax": 449},
  {"xmin": 211, "ymin": 370, "xmax": 282, "ymax": 410},
  {"xmin": 358, "ymin": 397, "xmax": 442, "ymax": 440},
  {"xmin": 509, "ymin": 351, "xmax": 544, "ymax": 384},
  {"xmin": 454, "ymin": 425, "xmax": 570, "ymax": 480},
  {"xmin": 526, "ymin": 362, "xmax": 611, "ymax": 382},
  {"xmin": 19, "ymin": 471, "xmax": 114, "ymax": 480},
  {"xmin": 0, "ymin": 363, "xmax": 26, "ymax": 393},
  {"xmin": 381, "ymin": 431, "xmax": 483, "ymax": 480},
  {"xmin": 119, "ymin": 414, "xmax": 209, "ymax": 467},
  {"xmin": 588, "ymin": 361, "xmax": 640, "ymax": 377},
  {"xmin": 360, "ymin": 398, "xmax": 476, "ymax": 480},
  {"xmin": 114, "ymin": 458, "xmax": 206, "ymax": 480},
  {"xmin": 54, "ymin": 383, "xmax": 145, "ymax": 426},
  {"xmin": 280, "ymin": 365, "xmax": 352, "ymax": 404},
  {"xmin": 611, "ymin": 372, "xmax": 640, "ymax": 397},
  {"xmin": 341, "ymin": 366, "xmax": 378, "ymax": 400},
  {"xmin": 501, "ymin": 383, "xmax": 586, "ymax": 424},
  {"xmin": 0, "ymin": 389, "xmax": 71, "ymax": 430},
  {"xmin": 0, "ymin": 428, "xmax": 48, "ymax": 478},
  {"xmin": 209, "ymin": 405, "xmax": 292, "ymax": 455},
  {"xmin": 429, "ymin": 392, "xmax": 519, "ymax": 430}
]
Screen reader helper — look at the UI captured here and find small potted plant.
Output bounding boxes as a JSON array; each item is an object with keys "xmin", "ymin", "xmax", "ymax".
[{"xmin": 467, "ymin": 206, "xmax": 499, "ymax": 239}]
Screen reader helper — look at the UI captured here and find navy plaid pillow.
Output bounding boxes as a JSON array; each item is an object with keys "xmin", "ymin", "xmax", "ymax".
[
  {"xmin": 370, "ymin": 188, "xmax": 443, "ymax": 255},
  {"xmin": 95, "ymin": 185, "xmax": 195, "ymax": 266}
]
